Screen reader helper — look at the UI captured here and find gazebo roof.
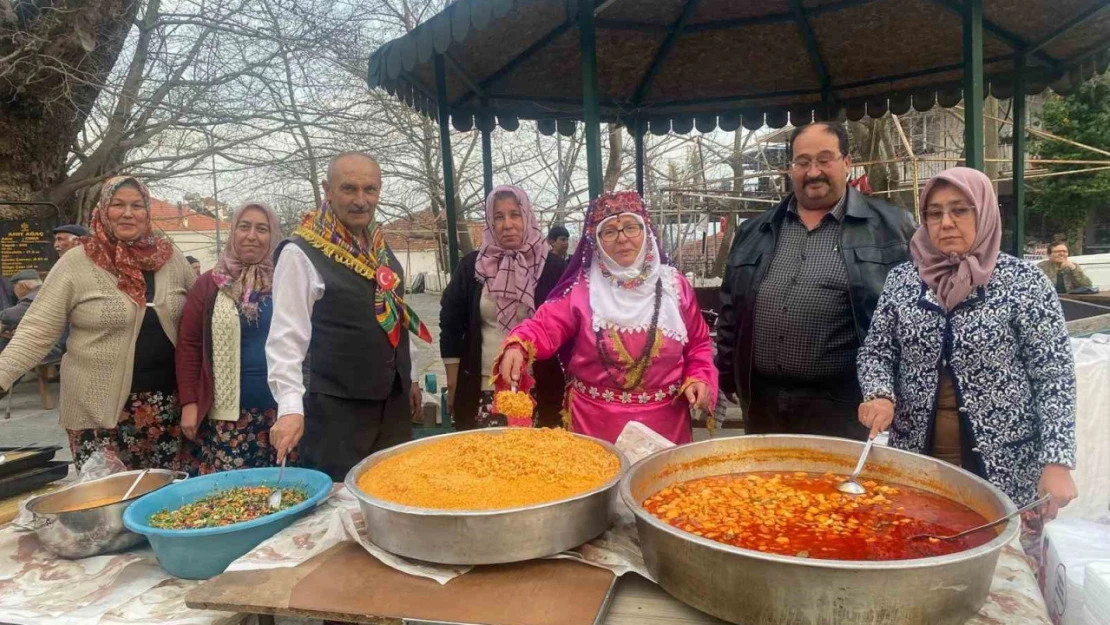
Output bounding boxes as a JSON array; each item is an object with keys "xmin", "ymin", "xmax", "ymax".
[{"xmin": 368, "ymin": 0, "xmax": 1110, "ymax": 134}]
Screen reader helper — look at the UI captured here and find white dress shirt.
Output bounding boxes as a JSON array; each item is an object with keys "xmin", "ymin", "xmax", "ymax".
[{"xmin": 265, "ymin": 244, "xmax": 419, "ymax": 419}]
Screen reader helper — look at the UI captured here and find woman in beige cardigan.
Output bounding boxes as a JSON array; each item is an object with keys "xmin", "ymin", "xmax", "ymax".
[{"xmin": 0, "ymin": 177, "xmax": 195, "ymax": 471}]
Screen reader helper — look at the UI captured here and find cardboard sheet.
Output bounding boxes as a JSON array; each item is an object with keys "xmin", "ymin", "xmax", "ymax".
[{"xmin": 286, "ymin": 543, "xmax": 616, "ymax": 625}]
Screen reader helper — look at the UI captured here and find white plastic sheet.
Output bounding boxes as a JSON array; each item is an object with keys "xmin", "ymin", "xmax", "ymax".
[
  {"xmin": 1063, "ymin": 335, "xmax": 1110, "ymax": 521},
  {"xmin": 1041, "ymin": 518, "xmax": 1110, "ymax": 625},
  {"xmin": 1083, "ymin": 562, "xmax": 1110, "ymax": 625}
]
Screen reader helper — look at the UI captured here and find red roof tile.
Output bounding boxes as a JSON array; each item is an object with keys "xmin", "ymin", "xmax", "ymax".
[
  {"xmin": 380, "ymin": 210, "xmax": 483, "ymax": 252},
  {"xmin": 148, "ymin": 198, "xmax": 229, "ymax": 233},
  {"xmin": 673, "ymin": 231, "xmax": 727, "ymax": 271}
]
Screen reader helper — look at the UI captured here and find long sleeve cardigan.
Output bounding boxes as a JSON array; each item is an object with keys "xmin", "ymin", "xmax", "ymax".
[
  {"xmin": 857, "ymin": 254, "xmax": 1076, "ymax": 506},
  {"xmin": 0, "ymin": 247, "xmax": 194, "ymax": 430},
  {"xmin": 175, "ymin": 271, "xmax": 220, "ymax": 421}
]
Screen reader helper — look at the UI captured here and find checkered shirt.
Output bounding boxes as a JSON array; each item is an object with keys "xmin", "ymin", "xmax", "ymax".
[{"xmin": 752, "ymin": 194, "xmax": 859, "ymax": 380}]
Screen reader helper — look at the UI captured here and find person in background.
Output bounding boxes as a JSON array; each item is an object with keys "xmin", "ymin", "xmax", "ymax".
[
  {"xmin": 0, "ymin": 177, "xmax": 195, "ymax": 471},
  {"xmin": 440, "ymin": 185, "xmax": 566, "ymax": 429},
  {"xmin": 266, "ymin": 152, "xmax": 429, "ymax": 481},
  {"xmin": 1037, "ymin": 242, "xmax": 1093, "ymax": 294},
  {"xmin": 52, "ymin": 224, "xmax": 89, "ymax": 256},
  {"xmin": 715, "ymin": 122, "xmax": 916, "ymax": 440},
  {"xmin": 857, "ymin": 168, "xmax": 1076, "ymax": 555},
  {"xmin": 0, "ymin": 276, "xmax": 15, "ymax": 309},
  {"xmin": 177, "ymin": 202, "xmax": 288, "ymax": 473},
  {"xmin": 0, "ymin": 270, "xmax": 65, "ymax": 360},
  {"xmin": 547, "ymin": 225, "xmax": 570, "ymax": 260},
  {"xmin": 497, "ymin": 191, "xmax": 716, "ymax": 444},
  {"xmin": 186, "ymin": 256, "xmax": 202, "ymax": 277}
]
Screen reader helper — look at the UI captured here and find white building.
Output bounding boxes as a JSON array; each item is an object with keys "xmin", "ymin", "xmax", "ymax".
[
  {"xmin": 149, "ymin": 198, "xmax": 229, "ymax": 270},
  {"xmin": 381, "ymin": 210, "xmax": 482, "ymax": 291}
]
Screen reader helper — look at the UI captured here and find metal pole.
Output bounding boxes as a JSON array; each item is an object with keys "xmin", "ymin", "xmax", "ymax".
[
  {"xmin": 481, "ymin": 99, "xmax": 493, "ymax": 199},
  {"xmin": 578, "ymin": 0, "xmax": 603, "ymax": 199},
  {"xmin": 634, "ymin": 119, "xmax": 645, "ymax": 196},
  {"xmin": 1012, "ymin": 54, "xmax": 1027, "ymax": 258},
  {"xmin": 482, "ymin": 129, "xmax": 493, "ymax": 199},
  {"xmin": 962, "ymin": 0, "xmax": 985, "ymax": 171},
  {"xmin": 435, "ymin": 54, "xmax": 460, "ymax": 273}
]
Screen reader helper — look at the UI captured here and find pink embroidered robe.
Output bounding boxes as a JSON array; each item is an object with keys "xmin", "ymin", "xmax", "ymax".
[{"xmin": 504, "ymin": 272, "xmax": 717, "ymax": 444}]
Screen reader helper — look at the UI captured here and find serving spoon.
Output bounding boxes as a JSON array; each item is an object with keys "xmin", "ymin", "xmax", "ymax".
[
  {"xmin": 909, "ymin": 494, "xmax": 1051, "ymax": 542},
  {"xmin": 268, "ymin": 457, "xmax": 286, "ymax": 510},
  {"xmin": 837, "ymin": 437, "xmax": 876, "ymax": 495},
  {"xmin": 121, "ymin": 469, "xmax": 150, "ymax": 501}
]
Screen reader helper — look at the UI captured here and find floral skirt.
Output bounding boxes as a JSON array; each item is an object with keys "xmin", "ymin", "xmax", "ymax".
[
  {"xmin": 473, "ymin": 390, "xmax": 539, "ymax": 429},
  {"xmin": 67, "ymin": 390, "xmax": 188, "ymax": 473},
  {"xmin": 196, "ymin": 406, "xmax": 290, "ymax": 475}
]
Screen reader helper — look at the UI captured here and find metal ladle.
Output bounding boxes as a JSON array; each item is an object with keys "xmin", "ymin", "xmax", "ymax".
[
  {"xmin": 909, "ymin": 494, "xmax": 1051, "ymax": 542},
  {"xmin": 837, "ymin": 437, "xmax": 876, "ymax": 495},
  {"xmin": 268, "ymin": 457, "xmax": 286, "ymax": 510},
  {"xmin": 121, "ymin": 469, "xmax": 150, "ymax": 501}
]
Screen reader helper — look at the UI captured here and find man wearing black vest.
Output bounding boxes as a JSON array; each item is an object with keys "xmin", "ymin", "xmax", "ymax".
[{"xmin": 266, "ymin": 152, "xmax": 432, "ymax": 481}]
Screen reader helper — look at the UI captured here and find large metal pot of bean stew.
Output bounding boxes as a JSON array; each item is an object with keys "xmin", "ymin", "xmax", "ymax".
[{"xmin": 620, "ymin": 435, "xmax": 1019, "ymax": 625}]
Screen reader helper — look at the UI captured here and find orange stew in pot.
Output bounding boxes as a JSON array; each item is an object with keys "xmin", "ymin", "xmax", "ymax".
[{"xmin": 642, "ymin": 472, "xmax": 993, "ymax": 561}]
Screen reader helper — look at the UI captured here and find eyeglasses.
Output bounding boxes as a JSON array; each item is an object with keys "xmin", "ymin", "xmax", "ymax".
[
  {"xmin": 598, "ymin": 223, "xmax": 644, "ymax": 242},
  {"xmin": 923, "ymin": 206, "xmax": 975, "ymax": 225},
  {"xmin": 790, "ymin": 154, "xmax": 844, "ymax": 171}
]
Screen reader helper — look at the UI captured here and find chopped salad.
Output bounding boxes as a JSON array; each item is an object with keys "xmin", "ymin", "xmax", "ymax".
[{"xmin": 149, "ymin": 486, "xmax": 308, "ymax": 529}]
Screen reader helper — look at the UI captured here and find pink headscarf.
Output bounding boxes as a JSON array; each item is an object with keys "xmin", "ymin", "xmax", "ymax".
[
  {"xmin": 474, "ymin": 185, "xmax": 549, "ymax": 331},
  {"xmin": 910, "ymin": 167, "xmax": 1001, "ymax": 312},
  {"xmin": 212, "ymin": 202, "xmax": 282, "ymax": 323}
]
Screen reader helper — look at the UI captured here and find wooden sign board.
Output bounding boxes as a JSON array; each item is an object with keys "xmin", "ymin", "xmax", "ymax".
[{"xmin": 0, "ymin": 220, "xmax": 56, "ymax": 277}]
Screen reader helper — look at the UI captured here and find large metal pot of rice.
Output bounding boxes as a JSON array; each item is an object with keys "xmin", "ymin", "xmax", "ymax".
[
  {"xmin": 620, "ymin": 435, "xmax": 1018, "ymax": 625},
  {"xmin": 345, "ymin": 428, "xmax": 628, "ymax": 565}
]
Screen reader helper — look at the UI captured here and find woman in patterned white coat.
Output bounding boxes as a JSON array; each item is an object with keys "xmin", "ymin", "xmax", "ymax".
[{"xmin": 856, "ymin": 167, "xmax": 1076, "ymax": 521}]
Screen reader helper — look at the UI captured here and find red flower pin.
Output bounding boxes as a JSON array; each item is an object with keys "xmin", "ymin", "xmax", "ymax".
[{"xmin": 375, "ymin": 265, "xmax": 398, "ymax": 291}]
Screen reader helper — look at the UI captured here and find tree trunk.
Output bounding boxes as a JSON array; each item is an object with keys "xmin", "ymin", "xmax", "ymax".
[
  {"xmin": 0, "ymin": 0, "xmax": 145, "ymax": 220},
  {"xmin": 603, "ymin": 124, "xmax": 623, "ymax": 192},
  {"xmin": 711, "ymin": 131, "xmax": 746, "ymax": 278}
]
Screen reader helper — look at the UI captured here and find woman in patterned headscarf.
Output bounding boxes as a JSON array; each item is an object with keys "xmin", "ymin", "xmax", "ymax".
[
  {"xmin": 440, "ymin": 185, "xmax": 567, "ymax": 429},
  {"xmin": 495, "ymin": 191, "xmax": 717, "ymax": 444},
  {"xmin": 176, "ymin": 202, "xmax": 286, "ymax": 473},
  {"xmin": 0, "ymin": 176, "xmax": 196, "ymax": 471}
]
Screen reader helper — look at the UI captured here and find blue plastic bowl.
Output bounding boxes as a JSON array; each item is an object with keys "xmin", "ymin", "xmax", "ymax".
[{"xmin": 123, "ymin": 467, "xmax": 332, "ymax": 580}]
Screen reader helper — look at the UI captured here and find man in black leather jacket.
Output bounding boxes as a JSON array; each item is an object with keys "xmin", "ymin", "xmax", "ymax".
[{"xmin": 715, "ymin": 122, "xmax": 916, "ymax": 440}]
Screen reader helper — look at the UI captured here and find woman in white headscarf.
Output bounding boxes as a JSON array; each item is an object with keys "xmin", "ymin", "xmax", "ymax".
[{"xmin": 495, "ymin": 191, "xmax": 717, "ymax": 444}]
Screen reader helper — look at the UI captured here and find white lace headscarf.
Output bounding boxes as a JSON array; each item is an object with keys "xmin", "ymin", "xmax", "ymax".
[{"xmin": 588, "ymin": 212, "xmax": 687, "ymax": 344}]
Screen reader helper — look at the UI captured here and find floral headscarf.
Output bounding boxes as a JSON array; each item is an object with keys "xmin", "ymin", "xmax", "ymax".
[
  {"xmin": 474, "ymin": 185, "xmax": 549, "ymax": 331},
  {"xmin": 81, "ymin": 176, "xmax": 174, "ymax": 307},
  {"xmin": 212, "ymin": 202, "xmax": 282, "ymax": 323}
]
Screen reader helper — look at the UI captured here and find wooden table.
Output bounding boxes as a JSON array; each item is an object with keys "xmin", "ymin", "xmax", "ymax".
[
  {"xmin": 186, "ymin": 543, "xmax": 725, "ymax": 625},
  {"xmin": 0, "ymin": 480, "xmax": 65, "ymax": 524},
  {"xmin": 188, "ymin": 539, "xmax": 1049, "ymax": 625},
  {"xmin": 188, "ymin": 542, "xmax": 624, "ymax": 625}
]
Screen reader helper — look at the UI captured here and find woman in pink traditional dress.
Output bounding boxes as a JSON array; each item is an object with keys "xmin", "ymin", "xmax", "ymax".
[{"xmin": 495, "ymin": 191, "xmax": 717, "ymax": 444}]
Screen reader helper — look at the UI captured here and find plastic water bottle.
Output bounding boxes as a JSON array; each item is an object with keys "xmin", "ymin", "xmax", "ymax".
[{"xmin": 440, "ymin": 388, "xmax": 448, "ymax": 425}]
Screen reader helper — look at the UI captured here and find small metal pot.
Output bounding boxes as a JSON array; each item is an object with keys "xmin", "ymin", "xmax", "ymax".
[{"xmin": 20, "ymin": 469, "xmax": 186, "ymax": 559}]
